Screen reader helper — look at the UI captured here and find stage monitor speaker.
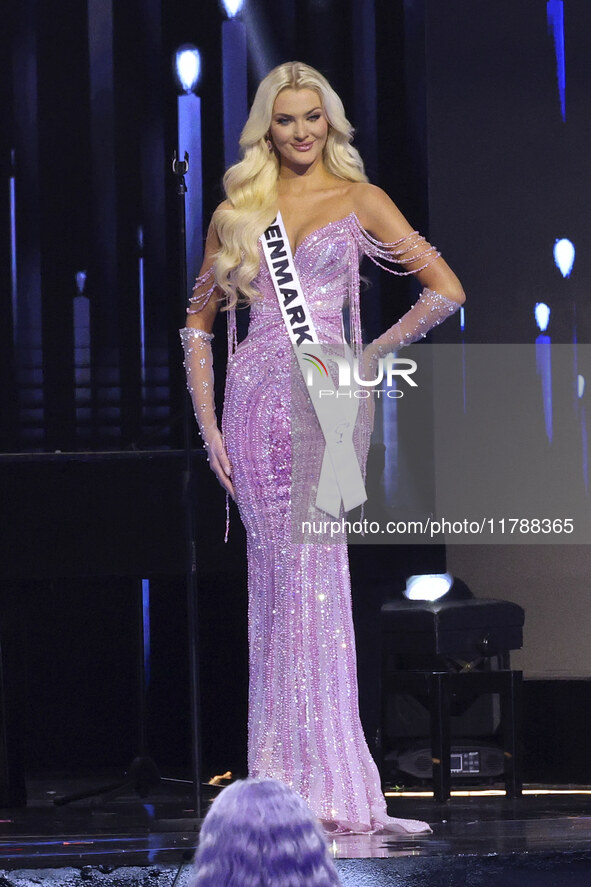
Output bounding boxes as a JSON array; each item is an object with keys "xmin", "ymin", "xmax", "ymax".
[{"xmin": 388, "ymin": 741, "xmax": 505, "ymax": 781}]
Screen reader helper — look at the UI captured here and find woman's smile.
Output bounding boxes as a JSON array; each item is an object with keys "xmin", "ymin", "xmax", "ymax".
[{"xmin": 269, "ymin": 87, "xmax": 329, "ymax": 171}]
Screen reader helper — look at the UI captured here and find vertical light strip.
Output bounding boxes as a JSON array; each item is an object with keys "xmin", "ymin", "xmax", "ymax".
[
  {"xmin": 535, "ymin": 302, "xmax": 553, "ymax": 444},
  {"xmin": 536, "ymin": 333, "xmax": 553, "ymax": 444},
  {"xmin": 382, "ymin": 390, "xmax": 399, "ymax": 506},
  {"xmin": 88, "ymin": 0, "xmax": 121, "ymax": 437},
  {"xmin": 547, "ymin": 0, "xmax": 566, "ymax": 122},
  {"xmin": 73, "ymin": 273, "xmax": 91, "ymax": 434},
  {"xmin": 581, "ymin": 404, "xmax": 588, "ymax": 493},
  {"xmin": 138, "ymin": 225, "xmax": 146, "ymax": 386},
  {"xmin": 222, "ymin": 19, "xmax": 248, "ymax": 169},
  {"xmin": 459, "ymin": 307, "xmax": 467, "ymax": 412},
  {"xmin": 9, "ymin": 150, "xmax": 17, "ymax": 346},
  {"xmin": 142, "ymin": 578, "xmax": 151, "ymax": 689}
]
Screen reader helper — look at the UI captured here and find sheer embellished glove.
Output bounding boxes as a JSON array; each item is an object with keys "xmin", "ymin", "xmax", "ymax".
[
  {"xmin": 179, "ymin": 327, "xmax": 234, "ymax": 497},
  {"xmin": 364, "ymin": 286, "xmax": 461, "ymax": 370}
]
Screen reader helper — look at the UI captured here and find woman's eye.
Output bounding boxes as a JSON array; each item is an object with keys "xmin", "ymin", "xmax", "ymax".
[
  {"xmin": 308, "ymin": 114, "xmax": 320, "ymax": 121},
  {"xmin": 276, "ymin": 118, "xmax": 290, "ymax": 125}
]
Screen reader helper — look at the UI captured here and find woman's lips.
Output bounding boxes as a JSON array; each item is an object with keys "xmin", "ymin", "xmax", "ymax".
[{"xmin": 293, "ymin": 142, "xmax": 314, "ymax": 151}]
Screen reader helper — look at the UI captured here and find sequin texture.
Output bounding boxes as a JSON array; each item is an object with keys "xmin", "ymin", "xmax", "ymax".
[
  {"xmin": 219, "ymin": 215, "xmax": 454, "ymax": 834},
  {"xmin": 187, "ymin": 266, "xmax": 217, "ymax": 315}
]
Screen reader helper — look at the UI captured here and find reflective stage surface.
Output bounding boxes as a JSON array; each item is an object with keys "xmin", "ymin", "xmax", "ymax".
[{"xmin": 1, "ymin": 777, "xmax": 591, "ymax": 886}]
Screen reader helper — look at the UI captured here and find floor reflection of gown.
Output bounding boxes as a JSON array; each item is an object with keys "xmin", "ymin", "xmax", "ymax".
[{"xmin": 221, "ymin": 214, "xmax": 430, "ymax": 834}]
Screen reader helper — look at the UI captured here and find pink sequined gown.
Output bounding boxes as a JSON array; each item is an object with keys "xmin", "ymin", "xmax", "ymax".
[{"xmin": 221, "ymin": 214, "xmax": 430, "ymax": 834}]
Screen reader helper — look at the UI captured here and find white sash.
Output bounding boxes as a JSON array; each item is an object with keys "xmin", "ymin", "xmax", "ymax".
[{"xmin": 260, "ymin": 212, "xmax": 367, "ymax": 518}]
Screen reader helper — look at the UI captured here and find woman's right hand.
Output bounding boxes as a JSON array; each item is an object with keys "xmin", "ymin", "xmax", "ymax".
[{"xmin": 205, "ymin": 428, "xmax": 236, "ymax": 499}]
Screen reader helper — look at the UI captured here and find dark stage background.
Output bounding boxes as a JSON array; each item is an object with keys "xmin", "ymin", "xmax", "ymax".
[{"xmin": 1, "ymin": 0, "xmax": 591, "ymax": 787}]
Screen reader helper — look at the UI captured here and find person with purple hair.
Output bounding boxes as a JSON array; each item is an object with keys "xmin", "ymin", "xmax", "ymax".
[{"xmin": 190, "ymin": 778, "xmax": 342, "ymax": 887}]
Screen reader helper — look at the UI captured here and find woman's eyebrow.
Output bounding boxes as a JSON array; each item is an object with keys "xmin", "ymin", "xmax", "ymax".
[{"xmin": 273, "ymin": 107, "xmax": 323, "ymax": 118}]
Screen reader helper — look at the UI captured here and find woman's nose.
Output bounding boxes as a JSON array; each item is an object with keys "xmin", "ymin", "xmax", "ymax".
[{"xmin": 293, "ymin": 120, "xmax": 307, "ymax": 140}]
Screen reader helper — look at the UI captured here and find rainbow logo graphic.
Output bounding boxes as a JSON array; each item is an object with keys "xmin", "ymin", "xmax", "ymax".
[{"xmin": 302, "ymin": 351, "xmax": 329, "ymax": 378}]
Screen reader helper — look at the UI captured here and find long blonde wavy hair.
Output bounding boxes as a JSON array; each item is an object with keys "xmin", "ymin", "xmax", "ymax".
[{"xmin": 213, "ymin": 61, "xmax": 368, "ymax": 310}]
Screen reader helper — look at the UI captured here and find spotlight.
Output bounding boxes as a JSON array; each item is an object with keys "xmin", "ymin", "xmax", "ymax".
[
  {"xmin": 534, "ymin": 302, "xmax": 550, "ymax": 332},
  {"xmin": 75, "ymin": 270, "xmax": 87, "ymax": 295},
  {"xmin": 174, "ymin": 45, "xmax": 201, "ymax": 94},
  {"xmin": 553, "ymin": 238, "xmax": 575, "ymax": 278},
  {"xmin": 403, "ymin": 573, "xmax": 473, "ymax": 603},
  {"xmin": 404, "ymin": 573, "xmax": 453, "ymax": 602},
  {"xmin": 220, "ymin": 0, "xmax": 244, "ymax": 17}
]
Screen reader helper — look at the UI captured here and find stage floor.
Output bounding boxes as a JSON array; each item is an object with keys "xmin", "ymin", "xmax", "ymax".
[{"xmin": 1, "ymin": 776, "xmax": 591, "ymax": 886}]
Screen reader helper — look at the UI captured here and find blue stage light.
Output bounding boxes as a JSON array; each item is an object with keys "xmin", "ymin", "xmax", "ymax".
[
  {"xmin": 221, "ymin": 0, "xmax": 244, "ymax": 17},
  {"xmin": 535, "ymin": 302, "xmax": 550, "ymax": 332},
  {"xmin": 175, "ymin": 45, "xmax": 201, "ymax": 94},
  {"xmin": 137, "ymin": 226, "xmax": 146, "ymax": 384},
  {"xmin": 553, "ymin": 238, "xmax": 575, "ymax": 277},
  {"xmin": 142, "ymin": 578, "xmax": 151, "ymax": 688},
  {"xmin": 578, "ymin": 375, "xmax": 585, "ymax": 398},
  {"xmin": 547, "ymin": 0, "xmax": 566, "ymax": 121},
  {"xmin": 404, "ymin": 573, "xmax": 454, "ymax": 602},
  {"xmin": 75, "ymin": 270, "xmax": 87, "ymax": 294},
  {"xmin": 9, "ymin": 149, "xmax": 17, "ymax": 344},
  {"xmin": 535, "ymin": 330, "xmax": 553, "ymax": 442}
]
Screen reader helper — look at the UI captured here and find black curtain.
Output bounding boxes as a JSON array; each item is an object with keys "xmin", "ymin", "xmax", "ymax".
[
  {"xmin": 1, "ymin": 0, "xmax": 440, "ymax": 777},
  {"xmin": 2, "ymin": 0, "xmax": 427, "ymax": 454}
]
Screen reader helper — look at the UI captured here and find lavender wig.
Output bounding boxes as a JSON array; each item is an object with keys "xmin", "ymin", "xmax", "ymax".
[{"xmin": 190, "ymin": 778, "xmax": 342, "ymax": 887}]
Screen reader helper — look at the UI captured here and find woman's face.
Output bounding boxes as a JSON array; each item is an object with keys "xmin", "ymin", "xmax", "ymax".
[{"xmin": 269, "ymin": 88, "xmax": 329, "ymax": 171}]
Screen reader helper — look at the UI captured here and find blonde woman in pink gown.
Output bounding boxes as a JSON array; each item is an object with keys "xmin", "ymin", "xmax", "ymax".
[{"xmin": 180, "ymin": 62, "xmax": 465, "ymax": 834}]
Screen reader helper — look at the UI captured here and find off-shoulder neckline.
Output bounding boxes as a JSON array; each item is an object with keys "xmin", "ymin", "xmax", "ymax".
[
  {"xmin": 261, "ymin": 212, "xmax": 419, "ymax": 262},
  {"xmin": 290, "ymin": 212, "xmax": 360, "ymax": 257}
]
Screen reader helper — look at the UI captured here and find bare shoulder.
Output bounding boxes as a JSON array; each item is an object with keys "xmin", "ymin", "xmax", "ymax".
[
  {"xmin": 349, "ymin": 183, "xmax": 415, "ymax": 241},
  {"xmin": 208, "ymin": 201, "xmax": 233, "ymax": 245},
  {"xmin": 214, "ymin": 198, "xmax": 232, "ymax": 213},
  {"xmin": 349, "ymin": 181, "xmax": 390, "ymax": 211},
  {"xmin": 211, "ymin": 199, "xmax": 232, "ymax": 224}
]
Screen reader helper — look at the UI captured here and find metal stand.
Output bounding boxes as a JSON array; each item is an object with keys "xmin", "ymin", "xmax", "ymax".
[
  {"xmin": 173, "ymin": 150, "xmax": 203, "ymax": 819},
  {"xmin": 383, "ymin": 669, "xmax": 523, "ymax": 802},
  {"xmin": 54, "ymin": 578, "xmax": 192, "ymax": 808},
  {"xmin": 55, "ymin": 153, "xmax": 203, "ymax": 816}
]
